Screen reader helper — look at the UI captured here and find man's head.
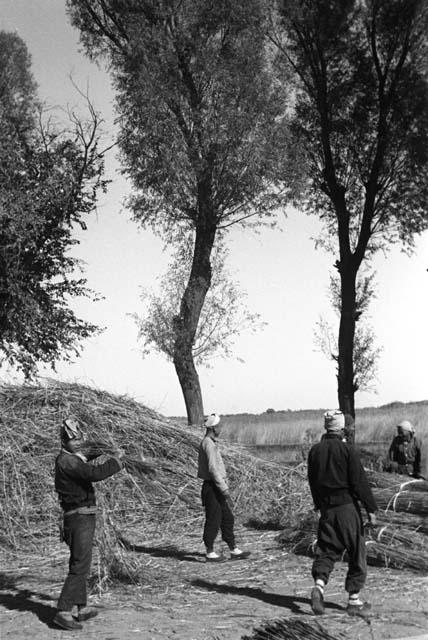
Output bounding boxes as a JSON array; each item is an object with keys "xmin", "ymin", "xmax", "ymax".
[
  {"xmin": 204, "ymin": 413, "xmax": 222, "ymax": 437},
  {"xmin": 60, "ymin": 416, "xmax": 85, "ymax": 453},
  {"xmin": 324, "ymin": 409, "xmax": 345, "ymax": 433},
  {"xmin": 397, "ymin": 420, "xmax": 415, "ymax": 440}
]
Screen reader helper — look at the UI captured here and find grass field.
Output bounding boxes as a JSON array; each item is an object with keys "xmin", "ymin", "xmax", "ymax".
[{"xmin": 218, "ymin": 400, "xmax": 428, "ymax": 446}]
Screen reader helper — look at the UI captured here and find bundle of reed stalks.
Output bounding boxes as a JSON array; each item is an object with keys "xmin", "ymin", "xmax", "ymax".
[
  {"xmin": 373, "ymin": 490, "xmax": 428, "ymax": 515},
  {"xmin": 366, "ymin": 469, "xmax": 428, "ymax": 515},
  {"xmin": 79, "ymin": 439, "xmax": 158, "ymax": 480},
  {"xmin": 365, "ymin": 540, "xmax": 428, "ymax": 572},
  {"xmin": 240, "ymin": 616, "xmax": 345, "ymax": 640},
  {"xmin": 366, "ymin": 469, "xmax": 428, "ymax": 492},
  {"xmin": 375, "ymin": 509, "xmax": 428, "ymax": 534}
]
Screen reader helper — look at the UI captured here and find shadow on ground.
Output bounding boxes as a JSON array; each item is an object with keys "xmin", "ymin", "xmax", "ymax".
[
  {"xmin": 119, "ymin": 538, "xmax": 205, "ymax": 563},
  {"xmin": 190, "ymin": 578, "xmax": 345, "ymax": 616},
  {"xmin": 0, "ymin": 586, "xmax": 57, "ymax": 629}
]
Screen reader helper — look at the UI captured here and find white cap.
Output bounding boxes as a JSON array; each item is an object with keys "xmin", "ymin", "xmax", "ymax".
[
  {"xmin": 324, "ymin": 410, "xmax": 345, "ymax": 431},
  {"xmin": 204, "ymin": 413, "xmax": 221, "ymax": 428},
  {"xmin": 397, "ymin": 420, "xmax": 415, "ymax": 433}
]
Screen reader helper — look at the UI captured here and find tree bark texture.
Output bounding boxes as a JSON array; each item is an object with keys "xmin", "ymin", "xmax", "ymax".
[
  {"xmin": 337, "ymin": 265, "xmax": 357, "ymax": 419},
  {"xmin": 173, "ymin": 220, "xmax": 216, "ymax": 425}
]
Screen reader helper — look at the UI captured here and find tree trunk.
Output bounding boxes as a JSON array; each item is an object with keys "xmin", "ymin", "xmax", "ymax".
[
  {"xmin": 173, "ymin": 222, "xmax": 216, "ymax": 425},
  {"xmin": 173, "ymin": 352, "xmax": 204, "ymax": 426},
  {"xmin": 337, "ymin": 265, "xmax": 357, "ymax": 418}
]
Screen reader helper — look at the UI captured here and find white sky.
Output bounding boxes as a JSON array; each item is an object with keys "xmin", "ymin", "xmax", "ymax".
[{"xmin": 1, "ymin": 0, "xmax": 427, "ymax": 416}]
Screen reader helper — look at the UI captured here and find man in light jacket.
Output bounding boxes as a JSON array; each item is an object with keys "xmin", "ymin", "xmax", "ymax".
[{"xmin": 197, "ymin": 413, "xmax": 250, "ymax": 562}]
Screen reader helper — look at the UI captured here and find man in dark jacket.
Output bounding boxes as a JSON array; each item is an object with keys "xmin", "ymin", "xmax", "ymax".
[
  {"xmin": 53, "ymin": 417, "xmax": 123, "ymax": 631},
  {"xmin": 308, "ymin": 410, "xmax": 377, "ymax": 618},
  {"xmin": 387, "ymin": 420, "xmax": 423, "ymax": 478}
]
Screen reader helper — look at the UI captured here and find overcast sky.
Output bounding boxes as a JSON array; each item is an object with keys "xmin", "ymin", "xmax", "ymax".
[{"xmin": 1, "ymin": 1, "xmax": 427, "ymax": 417}]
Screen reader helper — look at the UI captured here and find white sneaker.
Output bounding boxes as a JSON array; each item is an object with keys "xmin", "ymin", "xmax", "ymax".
[
  {"xmin": 206, "ymin": 551, "xmax": 225, "ymax": 562},
  {"xmin": 230, "ymin": 548, "xmax": 251, "ymax": 560}
]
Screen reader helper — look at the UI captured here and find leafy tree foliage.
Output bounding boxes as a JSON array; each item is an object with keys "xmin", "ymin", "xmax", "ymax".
[
  {"xmin": 67, "ymin": 0, "xmax": 297, "ymax": 423},
  {"xmin": 0, "ymin": 32, "xmax": 107, "ymax": 376},
  {"xmin": 272, "ymin": 0, "xmax": 428, "ymax": 416},
  {"xmin": 314, "ymin": 270, "xmax": 382, "ymax": 395},
  {"xmin": 135, "ymin": 240, "xmax": 264, "ymax": 365}
]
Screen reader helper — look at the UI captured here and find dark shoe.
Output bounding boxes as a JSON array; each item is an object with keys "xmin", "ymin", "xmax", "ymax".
[
  {"xmin": 346, "ymin": 602, "xmax": 371, "ymax": 618},
  {"xmin": 76, "ymin": 606, "xmax": 100, "ymax": 622},
  {"xmin": 229, "ymin": 550, "xmax": 251, "ymax": 561},
  {"xmin": 311, "ymin": 586, "xmax": 325, "ymax": 615},
  {"xmin": 53, "ymin": 611, "xmax": 83, "ymax": 631}
]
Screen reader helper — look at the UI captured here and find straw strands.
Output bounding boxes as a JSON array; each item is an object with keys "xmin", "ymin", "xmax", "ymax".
[
  {"xmin": 365, "ymin": 470, "xmax": 428, "ymax": 515},
  {"xmin": 0, "ymin": 381, "xmax": 307, "ymax": 584},
  {"xmin": 240, "ymin": 617, "xmax": 345, "ymax": 640}
]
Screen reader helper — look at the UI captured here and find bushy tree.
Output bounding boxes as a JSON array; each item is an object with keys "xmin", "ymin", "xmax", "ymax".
[
  {"xmin": 314, "ymin": 269, "xmax": 382, "ymax": 395},
  {"xmin": 135, "ymin": 240, "xmax": 264, "ymax": 365},
  {"xmin": 0, "ymin": 32, "xmax": 107, "ymax": 376},
  {"xmin": 273, "ymin": 0, "xmax": 428, "ymax": 416},
  {"xmin": 67, "ymin": 0, "xmax": 298, "ymax": 423}
]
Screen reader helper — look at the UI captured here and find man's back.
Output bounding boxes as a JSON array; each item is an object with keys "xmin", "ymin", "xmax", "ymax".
[{"xmin": 308, "ymin": 433, "xmax": 377, "ymax": 513}]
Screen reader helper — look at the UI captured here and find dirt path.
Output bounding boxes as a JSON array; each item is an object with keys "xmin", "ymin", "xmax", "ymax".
[{"xmin": 1, "ymin": 527, "xmax": 427, "ymax": 640}]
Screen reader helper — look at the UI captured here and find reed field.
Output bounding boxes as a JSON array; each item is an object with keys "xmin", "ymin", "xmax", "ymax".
[{"xmin": 219, "ymin": 401, "xmax": 428, "ymax": 447}]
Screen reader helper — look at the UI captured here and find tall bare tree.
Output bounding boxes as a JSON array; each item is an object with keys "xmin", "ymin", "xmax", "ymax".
[
  {"xmin": 67, "ymin": 0, "xmax": 297, "ymax": 423},
  {"xmin": 272, "ymin": 0, "xmax": 428, "ymax": 416}
]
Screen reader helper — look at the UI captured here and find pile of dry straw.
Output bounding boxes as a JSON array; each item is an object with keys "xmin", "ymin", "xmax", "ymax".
[
  {"xmin": 2, "ymin": 380, "xmax": 425, "ymax": 583},
  {"xmin": 0, "ymin": 381, "xmax": 306, "ymax": 584}
]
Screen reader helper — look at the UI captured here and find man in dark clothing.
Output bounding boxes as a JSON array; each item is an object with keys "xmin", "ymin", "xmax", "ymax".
[
  {"xmin": 387, "ymin": 420, "xmax": 423, "ymax": 478},
  {"xmin": 53, "ymin": 417, "xmax": 123, "ymax": 631},
  {"xmin": 308, "ymin": 410, "xmax": 377, "ymax": 618}
]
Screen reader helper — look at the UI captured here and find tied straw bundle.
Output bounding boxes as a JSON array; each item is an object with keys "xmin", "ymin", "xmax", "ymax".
[
  {"xmin": 240, "ymin": 617, "xmax": 345, "ymax": 640},
  {"xmin": 77, "ymin": 439, "xmax": 157, "ymax": 480},
  {"xmin": 365, "ymin": 469, "xmax": 428, "ymax": 515}
]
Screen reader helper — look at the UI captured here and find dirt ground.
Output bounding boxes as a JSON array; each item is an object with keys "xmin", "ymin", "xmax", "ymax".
[{"xmin": 1, "ymin": 526, "xmax": 427, "ymax": 640}]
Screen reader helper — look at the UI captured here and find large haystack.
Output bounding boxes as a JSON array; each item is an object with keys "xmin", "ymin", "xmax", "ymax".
[{"xmin": 0, "ymin": 381, "xmax": 307, "ymax": 583}]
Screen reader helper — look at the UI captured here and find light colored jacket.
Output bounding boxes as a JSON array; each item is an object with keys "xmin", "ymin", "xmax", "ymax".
[{"xmin": 197, "ymin": 434, "xmax": 228, "ymax": 494}]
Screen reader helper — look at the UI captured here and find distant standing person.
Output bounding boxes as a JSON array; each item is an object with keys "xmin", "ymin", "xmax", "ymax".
[
  {"xmin": 54, "ymin": 417, "xmax": 123, "ymax": 631},
  {"xmin": 387, "ymin": 420, "xmax": 423, "ymax": 478},
  {"xmin": 197, "ymin": 413, "xmax": 250, "ymax": 562},
  {"xmin": 308, "ymin": 410, "xmax": 377, "ymax": 618}
]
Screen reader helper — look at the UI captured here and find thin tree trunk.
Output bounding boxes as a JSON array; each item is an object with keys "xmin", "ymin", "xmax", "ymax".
[
  {"xmin": 337, "ymin": 265, "xmax": 357, "ymax": 418},
  {"xmin": 173, "ymin": 221, "xmax": 216, "ymax": 425},
  {"xmin": 173, "ymin": 352, "xmax": 204, "ymax": 425}
]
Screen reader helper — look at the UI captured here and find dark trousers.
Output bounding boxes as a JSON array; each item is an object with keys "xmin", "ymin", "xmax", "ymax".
[
  {"xmin": 201, "ymin": 481, "xmax": 235, "ymax": 551},
  {"xmin": 57, "ymin": 513, "xmax": 96, "ymax": 611},
  {"xmin": 312, "ymin": 502, "xmax": 367, "ymax": 594}
]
